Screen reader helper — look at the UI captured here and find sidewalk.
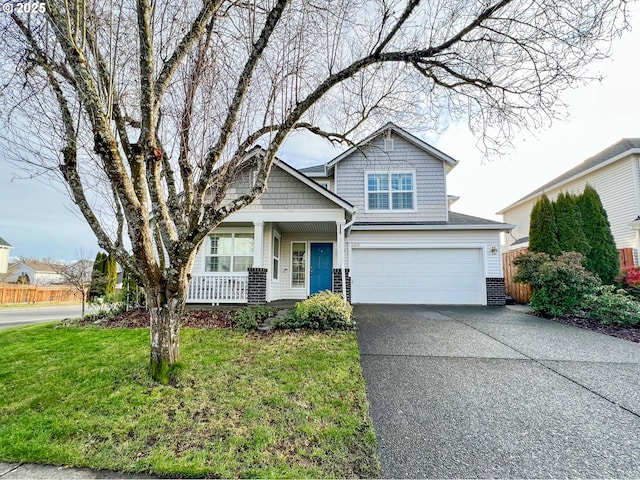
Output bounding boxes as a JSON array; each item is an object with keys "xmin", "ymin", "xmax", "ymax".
[{"xmin": 0, "ymin": 463, "xmax": 157, "ymax": 479}]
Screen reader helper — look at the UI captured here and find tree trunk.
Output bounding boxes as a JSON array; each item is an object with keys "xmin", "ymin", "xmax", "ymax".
[{"xmin": 147, "ymin": 278, "xmax": 187, "ymax": 384}]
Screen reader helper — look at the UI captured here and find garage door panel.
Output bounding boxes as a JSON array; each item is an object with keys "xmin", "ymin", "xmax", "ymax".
[{"xmin": 351, "ymin": 248, "xmax": 484, "ymax": 304}]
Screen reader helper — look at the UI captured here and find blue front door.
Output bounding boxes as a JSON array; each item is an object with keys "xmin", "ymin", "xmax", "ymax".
[{"xmin": 310, "ymin": 243, "xmax": 333, "ymax": 295}]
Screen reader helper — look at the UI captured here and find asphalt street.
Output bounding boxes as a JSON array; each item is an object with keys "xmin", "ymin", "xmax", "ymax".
[{"xmin": 0, "ymin": 304, "xmax": 92, "ymax": 328}]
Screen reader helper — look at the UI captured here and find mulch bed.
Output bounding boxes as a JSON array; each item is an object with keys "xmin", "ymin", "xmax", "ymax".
[
  {"xmin": 550, "ymin": 315, "xmax": 640, "ymax": 343},
  {"xmin": 74, "ymin": 307, "xmax": 640, "ymax": 344},
  {"xmin": 72, "ymin": 308, "xmax": 235, "ymax": 330}
]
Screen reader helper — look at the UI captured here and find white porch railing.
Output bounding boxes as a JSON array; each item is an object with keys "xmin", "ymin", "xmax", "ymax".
[{"xmin": 186, "ymin": 273, "xmax": 248, "ymax": 304}]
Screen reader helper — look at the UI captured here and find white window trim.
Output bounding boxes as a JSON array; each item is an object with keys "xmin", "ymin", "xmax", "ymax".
[
  {"xmin": 272, "ymin": 231, "xmax": 281, "ymax": 282},
  {"xmin": 364, "ymin": 170, "xmax": 417, "ymax": 213},
  {"xmin": 204, "ymin": 231, "xmax": 254, "ymax": 273},
  {"xmin": 290, "ymin": 241, "xmax": 307, "ymax": 289}
]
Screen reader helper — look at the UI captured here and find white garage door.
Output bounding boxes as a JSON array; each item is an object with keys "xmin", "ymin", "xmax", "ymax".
[{"xmin": 351, "ymin": 248, "xmax": 485, "ymax": 304}]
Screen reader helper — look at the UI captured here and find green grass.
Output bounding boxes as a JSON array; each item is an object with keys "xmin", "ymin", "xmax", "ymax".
[{"xmin": 0, "ymin": 324, "xmax": 379, "ymax": 478}]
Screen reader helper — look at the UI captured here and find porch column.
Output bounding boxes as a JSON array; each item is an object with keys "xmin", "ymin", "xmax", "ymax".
[
  {"xmin": 333, "ymin": 221, "xmax": 351, "ymax": 302},
  {"xmin": 336, "ymin": 221, "xmax": 345, "ymax": 267},
  {"xmin": 253, "ymin": 221, "xmax": 264, "ymax": 268},
  {"xmin": 248, "ymin": 221, "xmax": 267, "ymax": 306}
]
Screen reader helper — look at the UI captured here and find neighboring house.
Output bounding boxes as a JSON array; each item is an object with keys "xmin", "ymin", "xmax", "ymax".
[
  {"xmin": 0, "ymin": 236, "xmax": 11, "ymax": 275},
  {"xmin": 188, "ymin": 123, "xmax": 513, "ymax": 306},
  {"xmin": 4, "ymin": 261, "xmax": 66, "ymax": 285},
  {"xmin": 498, "ymin": 138, "xmax": 640, "ymax": 264}
]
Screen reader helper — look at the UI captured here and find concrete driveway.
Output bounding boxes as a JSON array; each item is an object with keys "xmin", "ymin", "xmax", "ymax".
[{"xmin": 356, "ymin": 304, "xmax": 640, "ymax": 479}]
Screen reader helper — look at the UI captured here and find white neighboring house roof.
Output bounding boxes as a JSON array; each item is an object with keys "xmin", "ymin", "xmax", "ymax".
[
  {"xmin": 10, "ymin": 260, "xmax": 60, "ymax": 274},
  {"xmin": 498, "ymin": 138, "xmax": 640, "ymax": 214},
  {"xmin": 326, "ymin": 122, "xmax": 459, "ymax": 172},
  {"xmin": 0, "ymin": 236, "xmax": 11, "ymax": 248}
]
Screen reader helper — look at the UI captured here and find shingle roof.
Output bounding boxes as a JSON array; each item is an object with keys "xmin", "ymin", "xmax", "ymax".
[
  {"xmin": 11, "ymin": 261, "xmax": 59, "ymax": 273},
  {"xmin": 353, "ymin": 212, "xmax": 512, "ymax": 230},
  {"xmin": 298, "ymin": 164, "xmax": 325, "ymax": 176},
  {"xmin": 0, "ymin": 236, "xmax": 11, "ymax": 247},
  {"xmin": 447, "ymin": 212, "xmax": 509, "ymax": 226},
  {"xmin": 500, "ymin": 138, "xmax": 640, "ymax": 212}
]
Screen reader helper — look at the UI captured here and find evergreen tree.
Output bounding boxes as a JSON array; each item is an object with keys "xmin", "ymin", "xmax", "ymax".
[
  {"xmin": 529, "ymin": 194, "xmax": 561, "ymax": 256},
  {"xmin": 576, "ymin": 185, "xmax": 619, "ymax": 284},
  {"xmin": 16, "ymin": 272, "xmax": 30, "ymax": 284},
  {"xmin": 105, "ymin": 254, "xmax": 117, "ymax": 295},
  {"xmin": 553, "ymin": 192, "xmax": 590, "ymax": 256},
  {"xmin": 89, "ymin": 252, "xmax": 108, "ymax": 299}
]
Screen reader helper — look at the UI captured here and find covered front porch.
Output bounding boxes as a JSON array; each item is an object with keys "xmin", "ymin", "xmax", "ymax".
[{"xmin": 186, "ymin": 211, "xmax": 352, "ymax": 305}]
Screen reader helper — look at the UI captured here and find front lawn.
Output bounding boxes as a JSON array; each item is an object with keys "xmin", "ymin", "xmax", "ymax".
[{"xmin": 0, "ymin": 324, "xmax": 378, "ymax": 478}]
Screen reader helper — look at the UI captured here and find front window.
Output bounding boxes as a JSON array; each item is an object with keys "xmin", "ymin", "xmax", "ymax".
[
  {"xmin": 206, "ymin": 233, "xmax": 254, "ymax": 272},
  {"xmin": 291, "ymin": 242, "xmax": 306, "ymax": 288},
  {"xmin": 367, "ymin": 172, "xmax": 414, "ymax": 211},
  {"xmin": 272, "ymin": 234, "xmax": 280, "ymax": 281}
]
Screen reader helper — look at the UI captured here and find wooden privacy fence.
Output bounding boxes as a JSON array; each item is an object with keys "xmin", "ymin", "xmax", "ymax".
[
  {"xmin": 503, "ymin": 247, "xmax": 637, "ymax": 305},
  {"xmin": 0, "ymin": 283, "xmax": 83, "ymax": 304},
  {"xmin": 619, "ymin": 248, "xmax": 635, "ymax": 270},
  {"xmin": 502, "ymin": 248, "xmax": 533, "ymax": 304}
]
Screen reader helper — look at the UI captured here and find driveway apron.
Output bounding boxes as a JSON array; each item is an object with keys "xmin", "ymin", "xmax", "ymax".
[{"xmin": 356, "ymin": 305, "xmax": 640, "ymax": 479}]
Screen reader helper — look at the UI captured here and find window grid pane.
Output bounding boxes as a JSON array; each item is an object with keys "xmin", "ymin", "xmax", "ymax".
[
  {"xmin": 368, "ymin": 192, "xmax": 389, "ymax": 210},
  {"xmin": 206, "ymin": 256, "xmax": 231, "ymax": 272},
  {"xmin": 233, "ymin": 256, "xmax": 253, "ymax": 272},
  {"xmin": 291, "ymin": 243, "xmax": 306, "ymax": 288},
  {"xmin": 206, "ymin": 233, "xmax": 254, "ymax": 272},
  {"xmin": 234, "ymin": 234, "xmax": 254, "ymax": 255},
  {"xmin": 210, "ymin": 234, "xmax": 232, "ymax": 255},
  {"xmin": 392, "ymin": 192, "xmax": 413, "ymax": 209},
  {"xmin": 367, "ymin": 174, "xmax": 388, "ymax": 192},
  {"xmin": 392, "ymin": 173, "xmax": 413, "ymax": 191}
]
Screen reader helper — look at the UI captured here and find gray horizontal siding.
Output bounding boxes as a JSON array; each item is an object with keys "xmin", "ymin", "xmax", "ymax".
[
  {"xmin": 334, "ymin": 132, "xmax": 447, "ymax": 222},
  {"xmin": 225, "ymin": 165, "xmax": 338, "ymax": 210}
]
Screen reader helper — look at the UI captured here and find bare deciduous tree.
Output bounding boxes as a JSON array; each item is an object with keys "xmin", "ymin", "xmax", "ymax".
[
  {"xmin": 0, "ymin": 0, "xmax": 629, "ymax": 381},
  {"xmin": 50, "ymin": 256, "xmax": 93, "ymax": 318}
]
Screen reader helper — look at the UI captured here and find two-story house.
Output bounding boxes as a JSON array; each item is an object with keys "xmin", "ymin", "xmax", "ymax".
[
  {"xmin": 187, "ymin": 123, "xmax": 513, "ymax": 306},
  {"xmin": 498, "ymin": 138, "xmax": 640, "ymax": 265}
]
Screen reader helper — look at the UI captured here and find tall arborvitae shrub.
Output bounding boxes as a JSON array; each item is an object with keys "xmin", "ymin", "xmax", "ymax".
[
  {"xmin": 529, "ymin": 194, "xmax": 561, "ymax": 256},
  {"xmin": 576, "ymin": 185, "xmax": 619, "ymax": 284},
  {"xmin": 89, "ymin": 252, "xmax": 108, "ymax": 299},
  {"xmin": 105, "ymin": 254, "xmax": 117, "ymax": 294},
  {"xmin": 553, "ymin": 192, "xmax": 590, "ymax": 256}
]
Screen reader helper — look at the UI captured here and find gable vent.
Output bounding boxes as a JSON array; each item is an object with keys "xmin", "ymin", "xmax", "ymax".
[{"xmin": 384, "ymin": 130, "xmax": 394, "ymax": 152}]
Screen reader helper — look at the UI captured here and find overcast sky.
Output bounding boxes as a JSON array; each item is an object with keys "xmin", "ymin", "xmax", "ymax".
[{"xmin": 1, "ymin": 18, "xmax": 639, "ymax": 261}]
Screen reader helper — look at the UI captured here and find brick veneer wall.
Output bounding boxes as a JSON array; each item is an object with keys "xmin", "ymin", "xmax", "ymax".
[
  {"xmin": 247, "ymin": 268, "xmax": 267, "ymax": 306},
  {"xmin": 486, "ymin": 277, "xmax": 506, "ymax": 306},
  {"xmin": 332, "ymin": 268, "xmax": 351, "ymax": 303}
]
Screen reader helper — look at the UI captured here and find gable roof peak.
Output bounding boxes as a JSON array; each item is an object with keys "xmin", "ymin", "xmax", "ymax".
[{"xmin": 326, "ymin": 123, "xmax": 459, "ymax": 169}]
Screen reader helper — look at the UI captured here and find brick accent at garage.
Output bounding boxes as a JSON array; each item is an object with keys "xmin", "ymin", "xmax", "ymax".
[
  {"xmin": 247, "ymin": 268, "xmax": 267, "ymax": 306},
  {"xmin": 486, "ymin": 277, "xmax": 506, "ymax": 306},
  {"xmin": 332, "ymin": 269, "xmax": 351, "ymax": 303}
]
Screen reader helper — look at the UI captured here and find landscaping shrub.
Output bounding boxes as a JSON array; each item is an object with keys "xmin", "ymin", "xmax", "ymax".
[
  {"xmin": 232, "ymin": 306, "xmax": 276, "ymax": 330},
  {"xmin": 514, "ymin": 251, "xmax": 600, "ymax": 317},
  {"xmin": 617, "ymin": 266, "xmax": 640, "ymax": 300},
  {"xmin": 90, "ymin": 293, "xmax": 126, "ymax": 316},
  {"xmin": 273, "ymin": 291, "xmax": 353, "ymax": 330},
  {"xmin": 585, "ymin": 285, "xmax": 640, "ymax": 326}
]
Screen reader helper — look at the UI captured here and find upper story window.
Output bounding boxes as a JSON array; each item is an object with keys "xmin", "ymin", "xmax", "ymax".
[
  {"xmin": 205, "ymin": 233, "xmax": 254, "ymax": 272},
  {"xmin": 366, "ymin": 171, "xmax": 415, "ymax": 211}
]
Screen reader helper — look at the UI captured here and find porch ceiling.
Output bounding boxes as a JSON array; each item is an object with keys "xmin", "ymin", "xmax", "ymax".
[{"xmin": 274, "ymin": 221, "xmax": 337, "ymax": 233}]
